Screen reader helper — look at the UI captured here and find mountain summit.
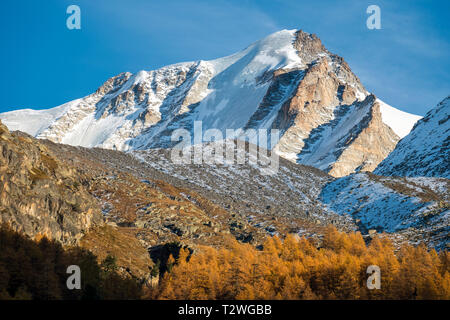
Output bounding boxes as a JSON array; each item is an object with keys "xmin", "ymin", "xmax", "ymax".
[{"xmin": 0, "ymin": 29, "xmax": 420, "ymax": 177}]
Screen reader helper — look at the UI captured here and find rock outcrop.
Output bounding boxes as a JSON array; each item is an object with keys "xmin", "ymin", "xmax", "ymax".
[{"xmin": 0, "ymin": 120, "xmax": 102, "ymax": 244}]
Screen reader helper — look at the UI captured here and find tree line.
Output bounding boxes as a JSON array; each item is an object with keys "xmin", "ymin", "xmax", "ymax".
[
  {"xmin": 151, "ymin": 227, "xmax": 450, "ymax": 299},
  {"xmin": 1, "ymin": 224, "xmax": 448, "ymax": 300}
]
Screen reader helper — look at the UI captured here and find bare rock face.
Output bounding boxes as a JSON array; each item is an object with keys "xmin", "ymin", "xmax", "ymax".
[
  {"xmin": 0, "ymin": 120, "xmax": 103, "ymax": 244},
  {"xmin": 270, "ymin": 45, "xmax": 398, "ymax": 177},
  {"xmin": 292, "ymin": 30, "xmax": 327, "ymax": 65},
  {"xmin": 273, "ymin": 58, "xmax": 350, "ymax": 158},
  {"xmin": 326, "ymin": 98, "xmax": 400, "ymax": 177}
]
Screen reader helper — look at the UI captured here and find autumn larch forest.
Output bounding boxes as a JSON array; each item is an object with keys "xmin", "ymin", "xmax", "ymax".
[{"xmin": 1, "ymin": 224, "xmax": 448, "ymax": 300}]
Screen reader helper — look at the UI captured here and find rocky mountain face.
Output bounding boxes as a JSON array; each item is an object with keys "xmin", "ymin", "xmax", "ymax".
[
  {"xmin": 0, "ymin": 117, "xmax": 448, "ymax": 283},
  {"xmin": 44, "ymin": 139, "xmax": 357, "ymax": 246},
  {"xmin": 0, "ymin": 120, "xmax": 102, "ymax": 244},
  {"xmin": 35, "ymin": 128, "xmax": 449, "ymax": 250},
  {"xmin": 375, "ymin": 96, "xmax": 450, "ymax": 178},
  {"xmin": 131, "ymin": 144, "xmax": 449, "ymax": 250},
  {"xmin": 0, "ymin": 119, "xmax": 353, "ymax": 277},
  {"xmin": 133, "ymin": 143, "xmax": 355, "ymax": 236},
  {"xmin": 0, "ymin": 29, "xmax": 420, "ymax": 177},
  {"xmin": 0, "ymin": 120, "xmax": 152, "ymax": 280}
]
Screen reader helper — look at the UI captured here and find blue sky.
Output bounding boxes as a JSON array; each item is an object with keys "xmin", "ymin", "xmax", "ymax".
[{"xmin": 0, "ymin": 0, "xmax": 448, "ymax": 115}]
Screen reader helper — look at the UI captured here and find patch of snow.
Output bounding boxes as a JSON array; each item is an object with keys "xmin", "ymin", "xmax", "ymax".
[
  {"xmin": 377, "ymin": 98, "xmax": 421, "ymax": 138},
  {"xmin": 0, "ymin": 99, "xmax": 79, "ymax": 136}
]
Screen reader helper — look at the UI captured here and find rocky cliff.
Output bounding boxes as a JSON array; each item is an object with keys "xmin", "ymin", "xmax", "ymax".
[{"xmin": 0, "ymin": 120, "xmax": 102, "ymax": 244}]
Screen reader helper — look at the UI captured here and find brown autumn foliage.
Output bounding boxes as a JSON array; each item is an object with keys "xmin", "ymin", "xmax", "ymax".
[{"xmin": 153, "ymin": 227, "xmax": 450, "ymax": 300}]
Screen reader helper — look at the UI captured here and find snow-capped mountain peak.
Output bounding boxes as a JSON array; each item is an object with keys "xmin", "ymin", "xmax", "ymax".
[{"xmin": 0, "ymin": 29, "xmax": 421, "ymax": 177}]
